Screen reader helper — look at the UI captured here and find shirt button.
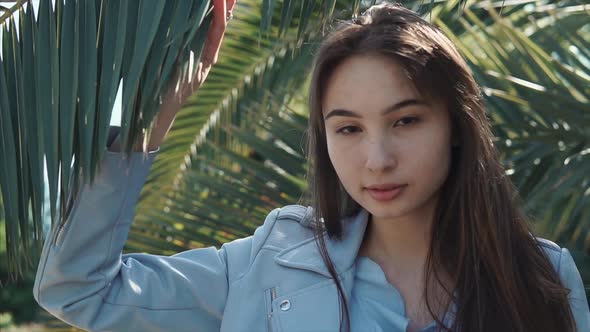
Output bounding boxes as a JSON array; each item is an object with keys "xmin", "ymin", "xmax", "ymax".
[{"xmin": 280, "ymin": 300, "xmax": 291, "ymax": 311}]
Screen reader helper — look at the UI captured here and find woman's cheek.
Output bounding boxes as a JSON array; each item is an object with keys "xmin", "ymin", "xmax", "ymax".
[{"xmin": 416, "ymin": 144, "xmax": 452, "ymax": 191}]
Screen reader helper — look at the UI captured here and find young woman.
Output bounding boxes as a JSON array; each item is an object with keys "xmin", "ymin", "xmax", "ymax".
[{"xmin": 34, "ymin": 2, "xmax": 589, "ymax": 332}]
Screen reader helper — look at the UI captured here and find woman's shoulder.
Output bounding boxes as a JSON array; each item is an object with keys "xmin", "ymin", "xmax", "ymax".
[
  {"xmin": 272, "ymin": 204, "xmax": 316, "ymax": 227},
  {"xmin": 534, "ymin": 237, "xmax": 585, "ymax": 286},
  {"xmin": 536, "ymin": 237, "xmax": 562, "ymax": 260},
  {"xmin": 535, "ymin": 237, "xmax": 569, "ymax": 273},
  {"xmin": 224, "ymin": 205, "xmax": 315, "ymax": 256},
  {"xmin": 535, "ymin": 237, "xmax": 590, "ymax": 329},
  {"xmin": 255, "ymin": 204, "xmax": 317, "ymax": 247}
]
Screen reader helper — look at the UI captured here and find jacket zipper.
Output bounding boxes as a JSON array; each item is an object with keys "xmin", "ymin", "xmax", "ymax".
[
  {"xmin": 268, "ymin": 287, "xmax": 277, "ymax": 332},
  {"xmin": 54, "ymin": 218, "xmax": 69, "ymax": 246}
]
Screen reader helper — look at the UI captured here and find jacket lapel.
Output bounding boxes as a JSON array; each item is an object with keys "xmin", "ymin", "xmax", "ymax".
[{"xmin": 274, "ymin": 209, "xmax": 370, "ymax": 278}]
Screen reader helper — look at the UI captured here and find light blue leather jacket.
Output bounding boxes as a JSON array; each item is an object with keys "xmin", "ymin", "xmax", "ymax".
[{"xmin": 34, "ymin": 145, "xmax": 590, "ymax": 331}]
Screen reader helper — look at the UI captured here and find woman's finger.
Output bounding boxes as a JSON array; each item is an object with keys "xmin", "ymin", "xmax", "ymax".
[
  {"xmin": 227, "ymin": 0, "xmax": 237, "ymax": 12},
  {"xmin": 202, "ymin": 0, "xmax": 228, "ymax": 66}
]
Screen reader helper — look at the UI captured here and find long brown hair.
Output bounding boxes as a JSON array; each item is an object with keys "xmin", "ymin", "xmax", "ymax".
[{"xmin": 304, "ymin": 3, "xmax": 575, "ymax": 331}]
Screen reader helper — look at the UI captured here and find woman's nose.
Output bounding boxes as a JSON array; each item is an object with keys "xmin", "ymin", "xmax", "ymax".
[{"xmin": 364, "ymin": 137, "xmax": 397, "ymax": 173}]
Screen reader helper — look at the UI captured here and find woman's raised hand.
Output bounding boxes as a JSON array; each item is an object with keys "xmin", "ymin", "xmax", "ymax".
[
  {"xmin": 110, "ymin": 0, "xmax": 237, "ymax": 152},
  {"xmin": 167, "ymin": 0, "xmax": 237, "ymax": 104}
]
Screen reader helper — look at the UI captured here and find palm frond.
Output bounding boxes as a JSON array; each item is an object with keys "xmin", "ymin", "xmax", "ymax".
[
  {"xmin": 0, "ymin": 0, "xmax": 221, "ymax": 273},
  {"xmin": 448, "ymin": 2, "xmax": 589, "ymax": 249},
  {"xmin": 142, "ymin": 0, "xmax": 590, "ymax": 295},
  {"xmin": 132, "ymin": 34, "xmax": 317, "ymax": 252},
  {"xmin": 129, "ymin": 102, "xmax": 309, "ymax": 254},
  {"xmin": 433, "ymin": 0, "xmax": 590, "ymax": 295},
  {"xmin": 0, "ymin": 0, "xmax": 373, "ymax": 273}
]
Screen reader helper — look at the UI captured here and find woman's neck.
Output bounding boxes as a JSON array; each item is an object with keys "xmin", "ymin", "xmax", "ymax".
[
  {"xmin": 357, "ymin": 198, "xmax": 455, "ymax": 327},
  {"xmin": 359, "ymin": 202, "xmax": 436, "ymax": 278},
  {"xmin": 359, "ymin": 204, "xmax": 449, "ymax": 327}
]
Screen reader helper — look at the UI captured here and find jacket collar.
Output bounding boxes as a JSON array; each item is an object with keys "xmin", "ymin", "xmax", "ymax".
[{"xmin": 274, "ymin": 209, "xmax": 370, "ymax": 278}]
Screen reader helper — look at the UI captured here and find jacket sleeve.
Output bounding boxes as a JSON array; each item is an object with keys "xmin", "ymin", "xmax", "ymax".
[
  {"xmin": 33, "ymin": 128, "xmax": 277, "ymax": 332},
  {"xmin": 558, "ymin": 248, "xmax": 590, "ymax": 331}
]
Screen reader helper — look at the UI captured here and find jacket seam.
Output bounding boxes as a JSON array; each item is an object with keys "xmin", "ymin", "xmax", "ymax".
[
  {"xmin": 276, "ymin": 276, "xmax": 337, "ymax": 301},
  {"xmin": 96, "ymin": 158, "xmax": 135, "ymax": 292},
  {"xmin": 35, "ymin": 178, "xmax": 88, "ymax": 302},
  {"xmin": 557, "ymin": 248, "xmax": 564, "ymax": 275},
  {"xmin": 277, "ymin": 235, "xmax": 316, "ymax": 255},
  {"xmin": 99, "ymin": 296, "xmax": 203, "ymax": 311},
  {"xmin": 536, "ymin": 239, "xmax": 560, "ymax": 253},
  {"xmin": 261, "ymin": 244, "xmax": 283, "ymax": 252},
  {"xmin": 35, "ymin": 220, "xmax": 59, "ymax": 302}
]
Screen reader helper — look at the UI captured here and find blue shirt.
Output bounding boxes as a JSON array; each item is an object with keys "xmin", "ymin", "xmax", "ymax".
[{"xmin": 351, "ymin": 256, "xmax": 455, "ymax": 332}]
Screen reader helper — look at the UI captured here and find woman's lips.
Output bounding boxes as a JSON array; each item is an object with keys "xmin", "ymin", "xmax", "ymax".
[{"xmin": 365, "ymin": 185, "xmax": 406, "ymax": 201}]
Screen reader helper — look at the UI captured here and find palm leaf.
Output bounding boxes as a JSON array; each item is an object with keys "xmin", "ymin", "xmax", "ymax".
[
  {"xmin": 0, "ymin": 0, "xmax": 222, "ymax": 273},
  {"xmin": 432, "ymin": 0, "xmax": 590, "ymax": 296},
  {"xmin": 142, "ymin": 0, "xmax": 590, "ymax": 298},
  {"xmin": 132, "ymin": 32, "xmax": 318, "ymax": 252},
  {"xmin": 0, "ymin": 0, "xmax": 410, "ymax": 274},
  {"xmin": 129, "ymin": 103, "xmax": 310, "ymax": 254}
]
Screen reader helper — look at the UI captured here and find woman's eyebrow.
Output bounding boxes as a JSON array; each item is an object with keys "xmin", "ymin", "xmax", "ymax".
[{"xmin": 324, "ymin": 98, "xmax": 425, "ymax": 120}]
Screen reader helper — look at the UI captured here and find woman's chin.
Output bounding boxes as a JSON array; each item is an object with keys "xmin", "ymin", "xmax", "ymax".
[{"xmin": 361, "ymin": 201, "xmax": 410, "ymax": 221}]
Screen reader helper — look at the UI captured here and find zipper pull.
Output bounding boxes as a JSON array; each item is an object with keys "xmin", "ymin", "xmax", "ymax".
[{"xmin": 267, "ymin": 287, "xmax": 277, "ymax": 332}]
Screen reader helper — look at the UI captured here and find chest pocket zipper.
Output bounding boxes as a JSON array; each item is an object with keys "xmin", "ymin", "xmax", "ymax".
[{"xmin": 267, "ymin": 287, "xmax": 278, "ymax": 332}]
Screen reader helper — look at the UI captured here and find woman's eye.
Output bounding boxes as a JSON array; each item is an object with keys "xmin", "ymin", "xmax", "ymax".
[
  {"xmin": 394, "ymin": 116, "xmax": 419, "ymax": 127},
  {"xmin": 336, "ymin": 126, "xmax": 361, "ymax": 135}
]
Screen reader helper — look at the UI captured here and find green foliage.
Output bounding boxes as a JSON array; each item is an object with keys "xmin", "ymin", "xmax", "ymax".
[
  {"xmin": 137, "ymin": 0, "xmax": 590, "ymax": 297},
  {"xmin": 0, "ymin": 0, "xmax": 220, "ymax": 274},
  {"xmin": 0, "ymin": 0, "xmax": 370, "ymax": 275},
  {"xmin": 130, "ymin": 34, "xmax": 316, "ymax": 253},
  {"xmin": 434, "ymin": 3, "xmax": 590, "ymax": 293},
  {"xmin": 0, "ymin": 220, "xmax": 39, "ymax": 327}
]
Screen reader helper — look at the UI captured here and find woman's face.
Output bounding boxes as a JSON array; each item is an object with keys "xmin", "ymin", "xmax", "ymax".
[{"xmin": 322, "ymin": 54, "xmax": 453, "ymax": 222}]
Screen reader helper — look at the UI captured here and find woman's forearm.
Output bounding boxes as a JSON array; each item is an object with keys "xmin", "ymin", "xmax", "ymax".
[{"xmin": 109, "ymin": 73, "xmax": 197, "ymax": 153}]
